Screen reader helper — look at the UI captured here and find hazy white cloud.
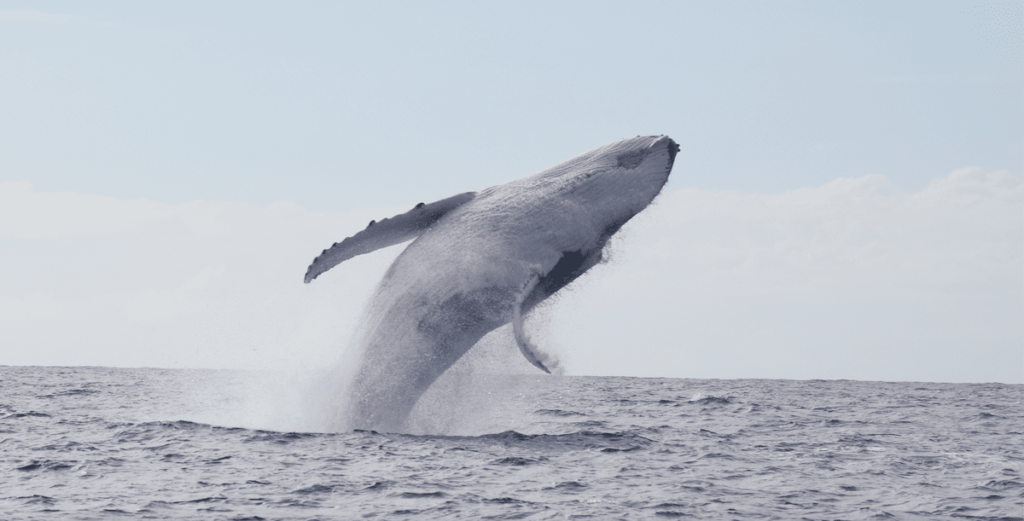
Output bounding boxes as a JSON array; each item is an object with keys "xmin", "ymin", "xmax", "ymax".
[
  {"xmin": 0, "ymin": 183, "xmax": 405, "ymax": 370},
  {"xmin": 546, "ymin": 167, "xmax": 1022, "ymax": 383},
  {"xmin": 625, "ymin": 168, "xmax": 1020, "ymax": 298},
  {"xmin": 0, "ymin": 181, "xmax": 172, "ymax": 238},
  {"xmin": 0, "ymin": 169, "xmax": 1020, "ymax": 383}
]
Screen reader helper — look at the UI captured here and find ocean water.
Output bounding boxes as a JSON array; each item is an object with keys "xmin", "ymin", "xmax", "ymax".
[{"xmin": 1, "ymin": 365, "xmax": 1021, "ymax": 520}]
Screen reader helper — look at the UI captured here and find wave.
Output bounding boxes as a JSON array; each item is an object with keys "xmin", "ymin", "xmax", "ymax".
[{"xmin": 687, "ymin": 393, "xmax": 733, "ymax": 405}]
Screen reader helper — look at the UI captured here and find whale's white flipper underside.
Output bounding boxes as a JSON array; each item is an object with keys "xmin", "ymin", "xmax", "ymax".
[
  {"xmin": 305, "ymin": 192, "xmax": 477, "ymax": 283},
  {"xmin": 512, "ymin": 272, "xmax": 557, "ymax": 374}
]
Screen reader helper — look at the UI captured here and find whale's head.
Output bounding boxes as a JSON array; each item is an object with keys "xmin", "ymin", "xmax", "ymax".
[
  {"xmin": 605, "ymin": 134, "xmax": 678, "ymax": 203},
  {"xmin": 498, "ymin": 134, "xmax": 679, "ymax": 310},
  {"xmin": 619, "ymin": 134, "xmax": 679, "ymax": 172},
  {"xmin": 532, "ymin": 134, "xmax": 679, "ymax": 232}
]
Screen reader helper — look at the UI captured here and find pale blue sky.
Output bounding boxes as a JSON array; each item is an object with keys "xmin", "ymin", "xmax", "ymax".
[{"xmin": 2, "ymin": 1, "xmax": 1020, "ymax": 210}]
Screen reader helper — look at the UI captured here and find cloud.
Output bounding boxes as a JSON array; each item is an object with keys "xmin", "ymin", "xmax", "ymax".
[
  {"xmin": 0, "ymin": 182, "xmax": 172, "ymax": 238},
  {"xmin": 0, "ymin": 169, "xmax": 1020, "ymax": 383},
  {"xmin": 546, "ymin": 167, "xmax": 1022, "ymax": 383},
  {"xmin": 628, "ymin": 168, "xmax": 1020, "ymax": 298},
  {"xmin": 0, "ymin": 183, "xmax": 406, "ymax": 370}
]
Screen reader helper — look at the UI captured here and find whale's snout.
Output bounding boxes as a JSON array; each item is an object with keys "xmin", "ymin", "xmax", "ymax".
[
  {"xmin": 617, "ymin": 135, "xmax": 678, "ymax": 174},
  {"xmin": 665, "ymin": 137, "xmax": 679, "ymax": 169},
  {"xmin": 651, "ymin": 135, "xmax": 679, "ymax": 172}
]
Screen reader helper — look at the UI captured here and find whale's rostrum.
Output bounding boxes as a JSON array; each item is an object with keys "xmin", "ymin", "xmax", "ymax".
[{"xmin": 306, "ymin": 135, "xmax": 678, "ymax": 432}]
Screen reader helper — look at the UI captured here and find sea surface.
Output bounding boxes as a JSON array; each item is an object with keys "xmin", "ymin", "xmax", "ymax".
[{"xmin": 1, "ymin": 365, "xmax": 1021, "ymax": 520}]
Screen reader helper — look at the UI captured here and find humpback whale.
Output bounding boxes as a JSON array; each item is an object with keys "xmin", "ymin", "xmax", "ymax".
[{"xmin": 305, "ymin": 135, "xmax": 678, "ymax": 432}]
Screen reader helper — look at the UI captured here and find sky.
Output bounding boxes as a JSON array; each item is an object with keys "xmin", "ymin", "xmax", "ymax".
[{"xmin": 1, "ymin": 1, "xmax": 1021, "ymax": 383}]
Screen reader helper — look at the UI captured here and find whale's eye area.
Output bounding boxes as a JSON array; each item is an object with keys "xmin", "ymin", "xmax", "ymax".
[{"xmin": 617, "ymin": 148, "xmax": 651, "ymax": 169}]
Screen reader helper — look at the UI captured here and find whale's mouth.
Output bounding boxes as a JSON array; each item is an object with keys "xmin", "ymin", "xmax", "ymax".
[{"xmin": 664, "ymin": 137, "xmax": 680, "ymax": 172}]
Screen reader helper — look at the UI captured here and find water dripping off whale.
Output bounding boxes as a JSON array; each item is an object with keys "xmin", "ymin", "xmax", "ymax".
[{"xmin": 304, "ymin": 135, "xmax": 679, "ymax": 432}]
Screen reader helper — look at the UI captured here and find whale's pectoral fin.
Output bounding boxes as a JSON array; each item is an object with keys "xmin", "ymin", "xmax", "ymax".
[
  {"xmin": 512, "ymin": 272, "xmax": 558, "ymax": 374},
  {"xmin": 304, "ymin": 192, "xmax": 477, "ymax": 283}
]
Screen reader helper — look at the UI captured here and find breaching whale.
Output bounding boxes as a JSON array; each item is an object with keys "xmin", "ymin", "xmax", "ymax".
[{"xmin": 305, "ymin": 135, "xmax": 678, "ymax": 432}]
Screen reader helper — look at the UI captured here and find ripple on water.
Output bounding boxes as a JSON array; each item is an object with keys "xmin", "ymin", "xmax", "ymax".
[{"xmin": 0, "ymin": 367, "xmax": 1020, "ymax": 520}]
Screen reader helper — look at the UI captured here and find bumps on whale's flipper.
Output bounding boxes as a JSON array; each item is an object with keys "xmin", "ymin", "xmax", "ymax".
[{"xmin": 304, "ymin": 191, "xmax": 477, "ymax": 284}]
